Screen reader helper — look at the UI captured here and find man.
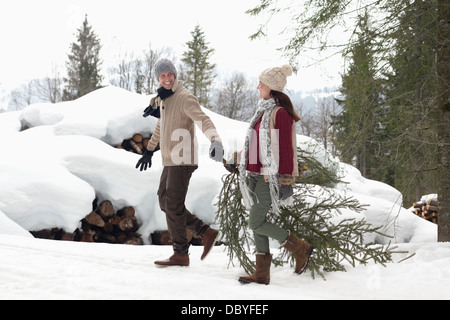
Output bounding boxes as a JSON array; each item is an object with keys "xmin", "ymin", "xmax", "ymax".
[{"xmin": 136, "ymin": 58, "xmax": 224, "ymax": 267}]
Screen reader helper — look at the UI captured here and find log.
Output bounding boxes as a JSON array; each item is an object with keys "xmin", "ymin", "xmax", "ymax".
[
  {"xmin": 109, "ymin": 215, "xmax": 121, "ymax": 225},
  {"xmin": 129, "ymin": 140, "xmax": 143, "ymax": 154},
  {"xmin": 31, "ymin": 229, "xmax": 56, "ymax": 240},
  {"xmin": 117, "ymin": 206, "xmax": 135, "ymax": 218},
  {"xmin": 121, "ymin": 139, "xmax": 132, "ymax": 151},
  {"xmin": 119, "ymin": 216, "xmax": 138, "ymax": 233},
  {"xmin": 115, "ymin": 232, "xmax": 128, "ymax": 243},
  {"xmin": 413, "ymin": 202, "xmax": 424, "ymax": 209},
  {"xmin": 80, "ymin": 230, "xmax": 95, "ymax": 242},
  {"xmin": 143, "ymin": 138, "xmax": 150, "ymax": 149},
  {"xmin": 124, "ymin": 236, "xmax": 144, "ymax": 245},
  {"xmin": 97, "ymin": 200, "xmax": 114, "ymax": 220},
  {"xmin": 103, "ymin": 221, "xmax": 114, "ymax": 233},
  {"xmin": 85, "ymin": 211, "xmax": 105, "ymax": 228},
  {"xmin": 132, "ymin": 133, "xmax": 143, "ymax": 143},
  {"xmin": 151, "ymin": 231, "xmax": 173, "ymax": 245},
  {"xmin": 95, "ymin": 232, "xmax": 115, "ymax": 243},
  {"xmin": 60, "ymin": 231, "xmax": 76, "ymax": 241}
]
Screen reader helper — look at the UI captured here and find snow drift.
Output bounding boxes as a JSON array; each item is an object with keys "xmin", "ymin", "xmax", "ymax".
[
  {"xmin": 2, "ymin": 86, "xmax": 447, "ymax": 301},
  {"xmin": 0, "ymin": 86, "xmax": 436, "ymax": 244}
]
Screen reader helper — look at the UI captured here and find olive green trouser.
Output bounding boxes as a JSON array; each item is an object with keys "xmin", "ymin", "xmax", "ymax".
[{"xmin": 248, "ymin": 174, "xmax": 289, "ymax": 254}]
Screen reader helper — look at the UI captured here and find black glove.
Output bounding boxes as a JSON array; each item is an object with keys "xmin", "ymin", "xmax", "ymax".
[
  {"xmin": 135, "ymin": 149, "xmax": 154, "ymax": 171},
  {"xmin": 143, "ymin": 105, "xmax": 160, "ymax": 118},
  {"xmin": 279, "ymin": 185, "xmax": 293, "ymax": 200}
]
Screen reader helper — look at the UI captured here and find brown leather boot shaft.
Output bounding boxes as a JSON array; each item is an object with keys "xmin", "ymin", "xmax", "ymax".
[
  {"xmin": 201, "ymin": 228, "xmax": 219, "ymax": 260},
  {"xmin": 282, "ymin": 231, "xmax": 313, "ymax": 274},
  {"xmin": 238, "ymin": 253, "xmax": 272, "ymax": 285}
]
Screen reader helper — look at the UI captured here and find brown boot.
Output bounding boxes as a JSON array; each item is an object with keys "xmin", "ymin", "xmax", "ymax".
[
  {"xmin": 238, "ymin": 253, "xmax": 272, "ymax": 285},
  {"xmin": 282, "ymin": 231, "xmax": 314, "ymax": 274},
  {"xmin": 200, "ymin": 228, "xmax": 219, "ymax": 260},
  {"xmin": 154, "ymin": 252, "xmax": 189, "ymax": 267}
]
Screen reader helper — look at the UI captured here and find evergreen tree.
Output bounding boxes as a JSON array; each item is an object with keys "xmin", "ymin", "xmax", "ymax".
[
  {"xmin": 436, "ymin": 0, "xmax": 450, "ymax": 242},
  {"xmin": 247, "ymin": 0, "xmax": 450, "ymax": 240},
  {"xmin": 334, "ymin": 12, "xmax": 384, "ymax": 180},
  {"xmin": 63, "ymin": 15, "xmax": 103, "ymax": 101},
  {"xmin": 216, "ymin": 150, "xmax": 401, "ymax": 280},
  {"xmin": 382, "ymin": 0, "xmax": 438, "ymax": 204},
  {"xmin": 181, "ymin": 25, "xmax": 216, "ymax": 108}
]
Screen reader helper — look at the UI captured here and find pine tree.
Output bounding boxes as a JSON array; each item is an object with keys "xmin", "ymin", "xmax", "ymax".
[
  {"xmin": 436, "ymin": 0, "xmax": 450, "ymax": 242},
  {"xmin": 247, "ymin": 0, "xmax": 449, "ymax": 240},
  {"xmin": 216, "ymin": 150, "xmax": 402, "ymax": 280},
  {"xmin": 181, "ymin": 25, "xmax": 216, "ymax": 108},
  {"xmin": 63, "ymin": 15, "xmax": 103, "ymax": 101},
  {"xmin": 334, "ymin": 12, "xmax": 384, "ymax": 180},
  {"xmin": 382, "ymin": 0, "xmax": 438, "ymax": 205}
]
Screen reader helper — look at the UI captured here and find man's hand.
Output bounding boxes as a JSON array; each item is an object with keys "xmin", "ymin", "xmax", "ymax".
[
  {"xmin": 209, "ymin": 141, "xmax": 224, "ymax": 162},
  {"xmin": 135, "ymin": 149, "xmax": 154, "ymax": 171}
]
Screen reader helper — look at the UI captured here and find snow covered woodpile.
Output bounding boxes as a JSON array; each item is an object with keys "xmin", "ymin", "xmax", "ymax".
[
  {"xmin": 116, "ymin": 133, "xmax": 153, "ymax": 155},
  {"xmin": 31, "ymin": 200, "xmax": 143, "ymax": 245},
  {"xmin": 0, "ymin": 86, "xmax": 437, "ymax": 246},
  {"xmin": 412, "ymin": 195, "xmax": 439, "ymax": 224},
  {"xmin": 151, "ymin": 230, "xmax": 203, "ymax": 246}
]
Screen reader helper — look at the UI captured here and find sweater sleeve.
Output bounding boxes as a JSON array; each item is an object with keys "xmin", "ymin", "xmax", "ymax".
[
  {"xmin": 275, "ymin": 108, "xmax": 294, "ymax": 175},
  {"xmin": 183, "ymin": 94, "xmax": 222, "ymax": 143},
  {"xmin": 146, "ymin": 119, "xmax": 160, "ymax": 152}
]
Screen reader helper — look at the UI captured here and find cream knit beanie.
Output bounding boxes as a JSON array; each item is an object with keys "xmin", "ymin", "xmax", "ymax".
[{"xmin": 259, "ymin": 64, "xmax": 293, "ymax": 92}]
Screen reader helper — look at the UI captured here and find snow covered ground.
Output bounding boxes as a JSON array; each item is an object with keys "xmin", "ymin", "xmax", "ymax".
[
  {"xmin": 0, "ymin": 86, "xmax": 448, "ymax": 300},
  {"xmin": 1, "ymin": 234, "xmax": 449, "ymax": 300}
]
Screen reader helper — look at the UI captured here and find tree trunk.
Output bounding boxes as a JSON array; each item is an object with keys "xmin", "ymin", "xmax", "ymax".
[{"xmin": 437, "ymin": 0, "xmax": 450, "ymax": 242}]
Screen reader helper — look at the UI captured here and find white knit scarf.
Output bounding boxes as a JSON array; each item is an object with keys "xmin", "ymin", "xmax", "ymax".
[{"xmin": 239, "ymin": 98, "xmax": 281, "ymax": 214}]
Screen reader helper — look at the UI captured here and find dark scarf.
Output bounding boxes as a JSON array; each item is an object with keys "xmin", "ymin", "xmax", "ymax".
[
  {"xmin": 157, "ymin": 86, "xmax": 174, "ymax": 100},
  {"xmin": 143, "ymin": 86, "xmax": 175, "ymax": 118}
]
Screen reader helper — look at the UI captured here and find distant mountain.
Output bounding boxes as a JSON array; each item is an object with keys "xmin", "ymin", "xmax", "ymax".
[{"xmin": 287, "ymin": 86, "xmax": 342, "ymax": 112}]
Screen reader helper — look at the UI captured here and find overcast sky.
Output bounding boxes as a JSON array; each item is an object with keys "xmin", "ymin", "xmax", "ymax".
[{"xmin": 0, "ymin": 0, "xmax": 344, "ymax": 93}]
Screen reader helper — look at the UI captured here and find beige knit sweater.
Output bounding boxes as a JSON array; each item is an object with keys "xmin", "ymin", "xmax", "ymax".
[{"xmin": 146, "ymin": 80, "xmax": 221, "ymax": 166}]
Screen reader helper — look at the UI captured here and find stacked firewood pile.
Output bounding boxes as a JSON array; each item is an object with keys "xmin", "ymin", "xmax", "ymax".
[
  {"xmin": 412, "ymin": 197, "xmax": 439, "ymax": 224},
  {"xmin": 31, "ymin": 200, "xmax": 143, "ymax": 245},
  {"xmin": 116, "ymin": 133, "xmax": 151, "ymax": 154},
  {"xmin": 80, "ymin": 200, "xmax": 142, "ymax": 245},
  {"xmin": 151, "ymin": 230, "xmax": 203, "ymax": 246}
]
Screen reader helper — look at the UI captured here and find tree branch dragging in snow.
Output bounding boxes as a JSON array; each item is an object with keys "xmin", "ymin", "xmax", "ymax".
[{"xmin": 215, "ymin": 148, "xmax": 407, "ymax": 280}]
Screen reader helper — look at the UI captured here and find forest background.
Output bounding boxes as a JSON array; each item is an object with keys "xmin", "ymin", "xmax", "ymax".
[{"xmin": 0, "ymin": 0, "xmax": 448, "ymax": 240}]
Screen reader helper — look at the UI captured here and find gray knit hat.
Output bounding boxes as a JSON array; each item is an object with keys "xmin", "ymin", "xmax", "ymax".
[
  {"xmin": 259, "ymin": 64, "xmax": 293, "ymax": 92},
  {"xmin": 154, "ymin": 58, "xmax": 178, "ymax": 80}
]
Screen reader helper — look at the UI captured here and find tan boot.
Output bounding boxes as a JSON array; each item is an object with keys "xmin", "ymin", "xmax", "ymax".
[
  {"xmin": 154, "ymin": 252, "xmax": 190, "ymax": 267},
  {"xmin": 238, "ymin": 253, "xmax": 272, "ymax": 285},
  {"xmin": 282, "ymin": 231, "xmax": 314, "ymax": 274},
  {"xmin": 200, "ymin": 228, "xmax": 219, "ymax": 260}
]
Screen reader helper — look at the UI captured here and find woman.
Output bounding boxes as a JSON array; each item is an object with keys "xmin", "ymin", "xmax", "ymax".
[{"xmin": 236, "ymin": 65, "xmax": 313, "ymax": 285}]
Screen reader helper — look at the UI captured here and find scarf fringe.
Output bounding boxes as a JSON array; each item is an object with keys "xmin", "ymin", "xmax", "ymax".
[{"xmin": 239, "ymin": 98, "xmax": 282, "ymax": 214}]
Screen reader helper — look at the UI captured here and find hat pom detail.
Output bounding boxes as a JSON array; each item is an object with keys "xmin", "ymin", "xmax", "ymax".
[{"xmin": 281, "ymin": 65, "xmax": 293, "ymax": 77}]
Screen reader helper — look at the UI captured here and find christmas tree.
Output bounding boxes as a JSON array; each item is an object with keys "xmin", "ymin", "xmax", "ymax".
[{"xmin": 216, "ymin": 149, "xmax": 405, "ymax": 280}]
